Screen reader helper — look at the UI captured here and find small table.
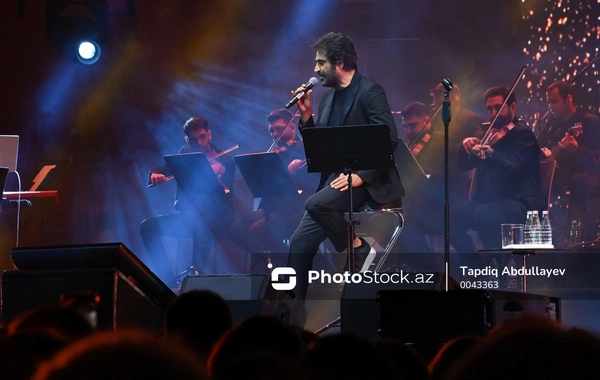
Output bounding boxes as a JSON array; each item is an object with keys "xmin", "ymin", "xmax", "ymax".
[{"xmin": 479, "ymin": 248, "xmax": 571, "ymax": 292}]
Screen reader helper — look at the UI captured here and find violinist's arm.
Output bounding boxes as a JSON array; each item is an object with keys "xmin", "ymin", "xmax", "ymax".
[
  {"xmin": 219, "ymin": 154, "xmax": 236, "ymax": 191},
  {"xmin": 147, "ymin": 164, "xmax": 171, "ymax": 185},
  {"xmin": 487, "ymin": 128, "xmax": 538, "ymax": 175},
  {"xmin": 572, "ymin": 123, "xmax": 600, "ymax": 170},
  {"xmin": 457, "ymin": 142, "xmax": 477, "ymax": 171}
]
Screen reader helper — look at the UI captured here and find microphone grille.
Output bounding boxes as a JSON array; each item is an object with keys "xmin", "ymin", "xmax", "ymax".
[{"xmin": 309, "ymin": 77, "xmax": 319, "ymax": 86}]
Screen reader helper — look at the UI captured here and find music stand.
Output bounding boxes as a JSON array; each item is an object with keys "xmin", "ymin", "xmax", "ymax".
[
  {"xmin": 301, "ymin": 125, "xmax": 395, "ymax": 272},
  {"xmin": 235, "ymin": 152, "xmax": 298, "ymax": 262},
  {"xmin": 164, "ymin": 152, "xmax": 225, "ymax": 277}
]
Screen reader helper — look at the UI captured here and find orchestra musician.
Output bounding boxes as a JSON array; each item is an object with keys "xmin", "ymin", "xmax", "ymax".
[
  {"xmin": 537, "ymin": 80, "xmax": 600, "ymax": 243},
  {"xmin": 140, "ymin": 117, "xmax": 238, "ymax": 286},
  {"xmin": 245, "ymin": 109, "xmax": 317, "ymax": 257},
  {"xmin": 286, "ymin": 32, "xmax": 404, "ymax": 302},
  {"xmin": 451, "ymin": 86, "xmax": 543, "ymax": 255},
  {"xmin": 395, "ymin": 102, "xmax": 440, "ymax": 257}
]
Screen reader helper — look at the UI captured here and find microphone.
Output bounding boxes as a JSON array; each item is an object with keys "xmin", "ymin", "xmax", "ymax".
[
  {"xmin": 441, "ymin": 78, "xmax": 452, "ymax": 124},
  {"xmin": 442, "ymin": 78, "xmax": 453, "ymax": 91},
  {"xmin": 285, "ymin": 77, "xmax": 319, "ymax": 109}
]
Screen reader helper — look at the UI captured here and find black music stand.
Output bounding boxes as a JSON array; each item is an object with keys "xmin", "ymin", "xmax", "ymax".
[
  {"xmin": 235, "ymin": 152, "xmax": 298, "ymax": 270},
  {"xmin": 302, "ymin": 125, "xmax": 395, "ymax": 272},
  {"xmin": 164, "ymin": 152, "xmax": 225, "ymax": 277}
]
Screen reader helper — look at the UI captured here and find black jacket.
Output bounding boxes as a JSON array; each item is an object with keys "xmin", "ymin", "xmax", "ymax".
[
  {"xmin": 300, "ymin": 72, "xmax": 404, "ymax": 205},
  {"xmin": 458, "ymin": 119, "xmax": 543, "ymax": 210}
]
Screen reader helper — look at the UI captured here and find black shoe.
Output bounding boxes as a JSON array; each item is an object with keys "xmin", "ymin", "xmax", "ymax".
[{"xmin": 344, "ymin": 238, "xmax": 375, "ymax": 272}]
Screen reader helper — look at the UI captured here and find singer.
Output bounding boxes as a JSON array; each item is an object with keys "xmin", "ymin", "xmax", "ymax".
[{"xmin": 286, "ymin": 32, "xmax": 405, "ymax": 302}]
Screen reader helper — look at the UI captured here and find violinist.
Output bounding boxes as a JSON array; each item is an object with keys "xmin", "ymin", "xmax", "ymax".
[
  {"xmin": 452, "ymin": 86, "xmax": 543, "ymax": 254},
  {"xmin": 246, "ymin": 109, "xmax": 318, "ymax": 258},
  {"xmin": 403, "ymin": 102, "xmax": 433, "ymax": 158},
  {"xmin": 140, "ymin": 117, "xmax": 239, "ymax": 286},
  {"xmin": 267, "ymin": 108, "xmax": 306, "ymax": 176},
  {"xmin": 537, "ymin": 81, "xmax": 600, "ymax": 242},
  {"xmin": 394, "ymin": 102, "xmax": 441, "ymax": 262}
]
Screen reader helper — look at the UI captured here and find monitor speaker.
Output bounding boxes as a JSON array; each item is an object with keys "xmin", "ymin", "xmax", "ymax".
[
  {"xmin": 340, "ymin": 272, "xmax": 455, "ymax": 339},
  {"xmin": 180, "ymin": 274, "xmax": 307, "ymax": 327},
  {"xmin": 3, "ymin": 243, "xmax": 176, "ymax": 332}
]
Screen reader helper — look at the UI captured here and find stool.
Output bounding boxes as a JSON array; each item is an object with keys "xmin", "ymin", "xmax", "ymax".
[
  {"xmin": 350, "ymin": 201, "xmax": 404, "ymax": 272},
  {"xmin": 315, "ymin": 201, "xmax": 404, "ymax": 335}
]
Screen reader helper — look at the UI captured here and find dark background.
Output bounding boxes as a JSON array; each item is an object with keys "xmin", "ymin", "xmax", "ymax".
[{"xmin": 1, "ymin": 0, "xmax": 599, "ymax": 276}]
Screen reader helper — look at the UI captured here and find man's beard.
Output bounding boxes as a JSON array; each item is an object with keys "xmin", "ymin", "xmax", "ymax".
[
  {"xmin": 320, "ymin": 69, "xmax": 340, "ymax": 88},
  {"xmin": 493, "ymin": 114, "xmax": 513, "ymax": 128}
]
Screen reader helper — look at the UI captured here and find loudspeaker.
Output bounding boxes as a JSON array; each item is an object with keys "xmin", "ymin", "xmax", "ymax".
[
  {"xmin": 377, "ymin": 289, "xmax": 559, "ymax": 346},
  {"xmin": 180, "ymin": 274, "xmax": 307, "ymax": 327},
  {"xmin": 3, "ymin": 243, "xmax": 176, "ymax": 332},
  {"xmin": 340, "ymin": 272, "xmax": 453, "ymax": 339}
]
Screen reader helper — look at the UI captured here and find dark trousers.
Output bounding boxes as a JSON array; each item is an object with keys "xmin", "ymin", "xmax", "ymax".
[
  {"xmin": 288, "ymin": 185, "xmax": 372, "ymax": 302},
  {"xmin": 451, "ymin": 199, "xmax": 527, "ymax": 262}
]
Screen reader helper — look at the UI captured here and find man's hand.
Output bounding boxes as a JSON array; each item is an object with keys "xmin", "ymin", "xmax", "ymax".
[
  {"xmin": 211, "ymin": 161, "xmax": 226, "ymax": 179},
  {"xmin": 558, "ymin": 133, "xmax": 579, "ymax": 154},
  {"xmin": 288, "ymin": 159, "xmax": 305, "ymax": 175},
  {"xmin": 330, "ymin": 173, "xmax": 364, "ymax": 192},
  {"xmin": 150, "ymin": 173, "xmax": 168, "ymax": 185},
  {"xmin": 292, "ymin": 85, "xmax": 313, "ymax": 124},
  {"xmin": 462, "ymin": 137, "xmax": 481, "ymax": 156},
  {"xmin": 473, "ymin": 144, "xmax": 493, "ymax": 158},
  {"xmin": 541, "ymin": 147, "xmax": 552, "ymax": 158}
]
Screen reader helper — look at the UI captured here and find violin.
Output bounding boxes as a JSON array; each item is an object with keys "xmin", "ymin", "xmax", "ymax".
[
  {"xmin": 206, "ymin": 148, "xmax": 227, "ymax": 178},
  {"xmin": 146, "ymin": 144, "xmax": 240, "ymax": 188},
  {"xmin": 267, "ymin": 110, "xmax": 300, "ymax": 153},
  {"xmin": 410, "ymin": 130, "xmax": 432, "ymax": 157},
  {"xmin": 271, "ymin": 139, "xmax": 296, "ymax": 154},
  {"xmin": 480, "ymin": 122, "xmax": 514, "ymax": 152},
  {"xmin": 408, "ymin": 106, "xmax": 441, "ymax": 157}
]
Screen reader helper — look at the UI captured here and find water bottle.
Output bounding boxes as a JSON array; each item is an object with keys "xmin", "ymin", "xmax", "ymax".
[
  {"xmin": 569, "ymin": 220, "xmax": 584, "ymax": 245},
  {"xmin": 506, "ymin": 257, "xmax": 521, "ymax": 291},
  {"xmin": 524, "ymin": 211, "xmax": 533, "ymax": 244},
  {"xmin": 531, "ymin": 210, "xmax": 542, "ymax": 245},
  {"xmin": 541, "ymin": 210, "xmax": 553, "ymax": 246},
  {"xmin": 489, "ymin": 257, "xmax": 499, "ymax": 283}
]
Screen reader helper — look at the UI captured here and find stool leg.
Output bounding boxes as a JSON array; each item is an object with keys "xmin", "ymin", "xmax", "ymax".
[{"xmin": 374, "ymin": 213, "xmax": 404, "ymax": 273}]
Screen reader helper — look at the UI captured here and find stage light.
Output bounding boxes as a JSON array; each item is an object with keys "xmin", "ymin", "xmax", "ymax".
[
  {"xmin": 46, "ymin": 0, "xmax": 109, "ymax": 64},
  {"xmin": 77, "ymin": 40, "xmax": 101, "ymax": 64}
]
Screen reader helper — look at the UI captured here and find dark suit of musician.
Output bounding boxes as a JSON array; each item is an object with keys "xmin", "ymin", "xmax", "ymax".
[
  {"xmin": 288, "ymin": 68, "xmax": 404, "ymax": 301},
  {"xmin": 451, "ymin": 87, "xmax": 543, "ymax": 254},
  {"xmin": 537, "ymin": 81, "xmax": 600, "ymax": 242}
]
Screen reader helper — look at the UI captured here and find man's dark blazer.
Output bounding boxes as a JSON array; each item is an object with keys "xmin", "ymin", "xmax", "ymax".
[
  {"xmin": 458, "ymin": 119, "xmax": 543, "ymax": 211},
  {"xmin": 299, "ymin": 71, "xmax": 405, "ymax": 205}
]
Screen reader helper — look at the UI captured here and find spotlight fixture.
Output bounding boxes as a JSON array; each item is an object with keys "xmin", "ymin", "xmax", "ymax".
[
  {"xmin": 45, "ymin": 0, "xmax": 109, "ymax": 64},
  {"xmin": 77, "ymin": 40, "xmax": 101, "ymax": 64}
]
